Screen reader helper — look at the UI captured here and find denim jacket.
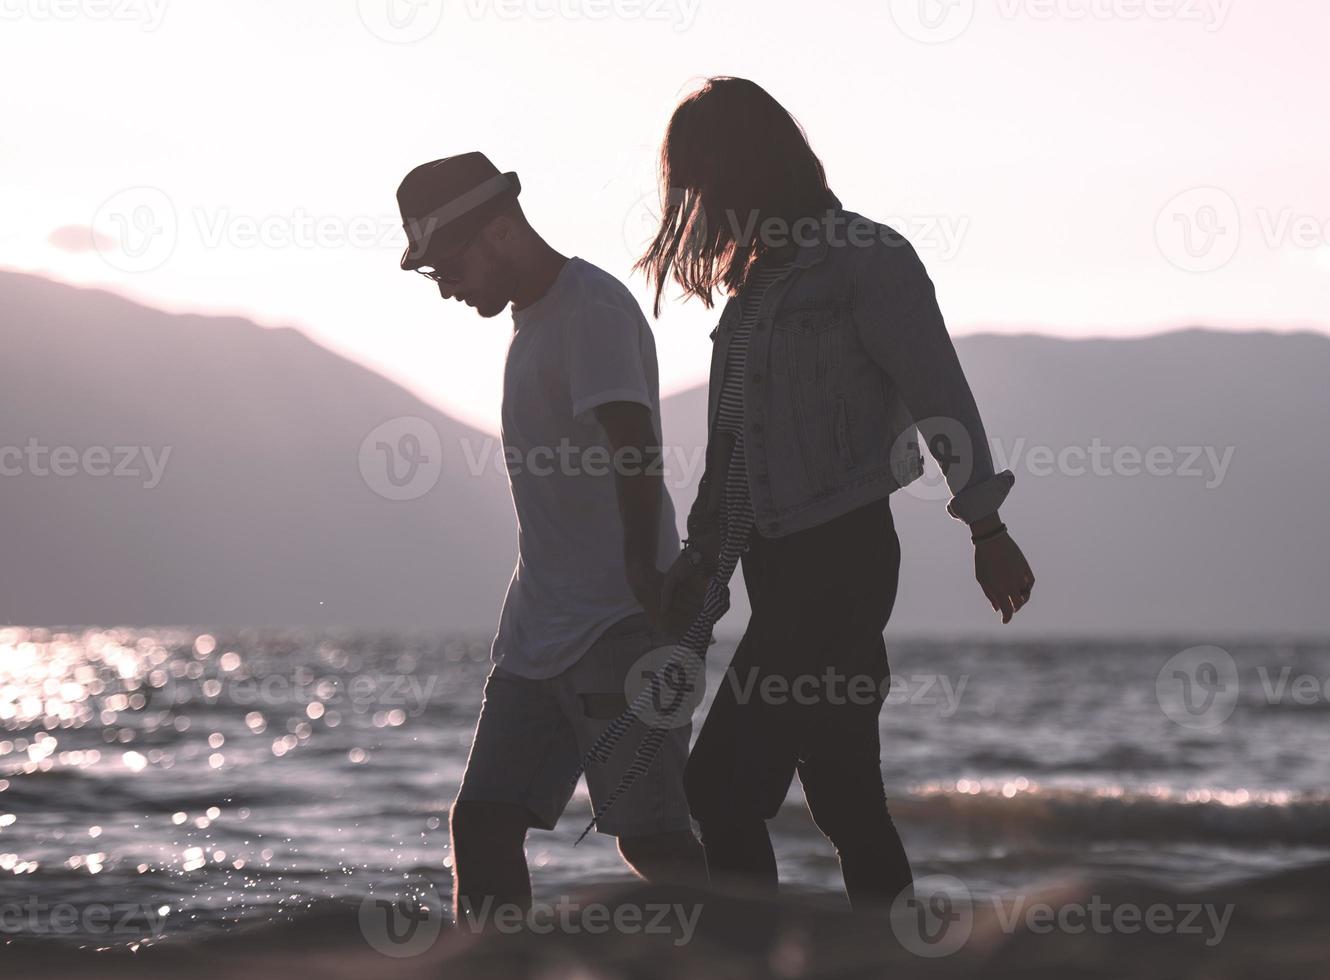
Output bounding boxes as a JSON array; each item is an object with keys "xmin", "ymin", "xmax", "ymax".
[{"xmin": 686, "ymin": 208, "xmax": 1014, "ymax": 544}]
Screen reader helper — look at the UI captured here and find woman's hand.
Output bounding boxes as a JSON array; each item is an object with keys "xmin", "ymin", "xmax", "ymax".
[
  {"xmin": 658, "ymin": 551, "xmax": 710, "ymax": 641},
  {"xmin": 972, "ymin": 522, "xmax": 1035, "ymax": 624}
]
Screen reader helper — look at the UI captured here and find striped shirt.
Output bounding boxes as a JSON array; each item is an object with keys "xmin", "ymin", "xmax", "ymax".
[
  {"xmin": 706, "ymin": 262, "xmax": 793, "ymax": 585},
  {"xmin": 570, "ymin": 262, "xmax": 792, "ymax": 841}
]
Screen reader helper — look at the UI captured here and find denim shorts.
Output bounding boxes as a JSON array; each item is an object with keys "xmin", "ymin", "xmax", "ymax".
[{"xmin": 456, "ymin": 613, "xmax": 694, "ymax": 838}]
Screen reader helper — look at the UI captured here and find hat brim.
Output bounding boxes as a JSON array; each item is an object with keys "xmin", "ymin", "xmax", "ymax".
[{"xmin": 400, "ymin": 171, "xmax": 521, "ymax": 270}]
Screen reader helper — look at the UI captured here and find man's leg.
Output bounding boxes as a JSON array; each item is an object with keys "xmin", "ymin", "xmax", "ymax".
[
  {"xmin": 567, "ymin": 613, "xmax": 705, "ymax": 883},
  {"xmin": 450, "ymin": 800, "xmax": 534, "ymax": 920},
  {"xmin": 616, "ymin": 830, "xmax": 705, "ymax": 883},
  {"xmin": 453, "ymin": 667, "xmax": 581, "ymax": 926}
]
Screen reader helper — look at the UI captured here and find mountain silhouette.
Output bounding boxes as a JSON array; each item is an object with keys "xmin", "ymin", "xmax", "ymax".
[
  {"xmin": 3, "ymin": 269, "xmax": 1327, "ymax": 635},
  {"xmin": 666, "ymin": 328, "xmax": 1330, "ymax": 637},
  {"xmin": 1, "ymin": 270, "xmax": 514, "ymax": 629}
]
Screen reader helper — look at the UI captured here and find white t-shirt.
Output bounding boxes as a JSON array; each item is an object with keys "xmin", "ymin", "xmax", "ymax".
[{"xmin": 491, "ymin": 257, "xmax": 679, "ymax": 679}]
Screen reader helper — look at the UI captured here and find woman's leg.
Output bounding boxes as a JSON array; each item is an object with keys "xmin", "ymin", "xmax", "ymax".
[
  {"xmin": 792, "ymin": 498, "xmax": 911, "ymax": 908},
  {"xmin": 797, "ymin": 672, "xmax": 914, "ymax": 909},
  {"xmin": 685, "ymin": 496, "xmax": 910, "ymax": 901},
  {"xmin": 760, "ymin": 496, "xmax": 910, "ymax": 907}
]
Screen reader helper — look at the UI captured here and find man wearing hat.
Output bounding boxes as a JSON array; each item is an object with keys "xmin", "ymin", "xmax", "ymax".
[{"xmin": 398, "ymin": 153, "xmax": 704, "ymax": 924}]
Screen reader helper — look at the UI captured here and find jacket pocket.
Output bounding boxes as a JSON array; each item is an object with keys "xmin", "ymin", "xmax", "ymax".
[{"xmin": 776, "ymin": 309, "xmax": 841, "ymax": 384}]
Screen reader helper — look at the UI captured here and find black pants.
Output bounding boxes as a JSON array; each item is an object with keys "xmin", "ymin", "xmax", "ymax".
[{"xmin": 683, "ymin": 496, "xmax": 913, "ymax": 909}]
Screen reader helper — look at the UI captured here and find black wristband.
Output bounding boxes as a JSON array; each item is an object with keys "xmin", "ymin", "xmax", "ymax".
[{"xmin": 971, "ymin": 523, "xmax": 1008, "ymax": 545}]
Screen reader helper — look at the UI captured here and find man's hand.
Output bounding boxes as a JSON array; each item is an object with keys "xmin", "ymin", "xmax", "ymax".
[
  {"xmin": 594, "ymin": 400, "xmax": 670, "ymax": 630},
  {"xmin": 658, "ymin": 552, "xmax": 709, "ymax": 641},
  {"xmin": 971, "ymin": 515, "xmax": 1035, "ymax": 624},
  {"xmin": 625, "ymin": 558, "xmax": 666, "ymax": 628}
]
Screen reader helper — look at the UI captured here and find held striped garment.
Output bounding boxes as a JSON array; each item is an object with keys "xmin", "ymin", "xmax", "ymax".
[{"xmin": 572, "ymin": 263, "xmax": 793, "ymax": 844}]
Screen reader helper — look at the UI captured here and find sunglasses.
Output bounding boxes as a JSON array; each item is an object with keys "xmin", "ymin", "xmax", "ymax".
[{"xmin": 414, "ymin": 232, "xmax": 481, "ymax": 284}]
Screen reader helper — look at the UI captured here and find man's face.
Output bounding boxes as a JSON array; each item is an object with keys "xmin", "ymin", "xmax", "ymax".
[{"xmin": 419, "ymin": 224, "xmax": 516, "ymax": 319}]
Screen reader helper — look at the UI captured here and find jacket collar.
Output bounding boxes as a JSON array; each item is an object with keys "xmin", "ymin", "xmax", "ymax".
[{"xmin": 790, "ymin": 198, "xmax": 845, "ymax": 270}]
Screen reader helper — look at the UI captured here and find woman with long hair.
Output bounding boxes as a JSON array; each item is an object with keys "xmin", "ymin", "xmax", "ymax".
[{"xmin": 579, "ymin": 76, "xmax": 1034, "ymax": 910}]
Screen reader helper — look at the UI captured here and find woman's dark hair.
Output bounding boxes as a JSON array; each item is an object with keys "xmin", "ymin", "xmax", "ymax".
[{"xmin": 635, "ymin": 76, "xmax": 836, "ymax": 316}]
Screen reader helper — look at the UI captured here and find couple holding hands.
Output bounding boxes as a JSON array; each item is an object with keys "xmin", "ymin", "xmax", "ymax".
[{"xmin": 395, "ymin": 76, "xmax": 1034, "ymax": 924}]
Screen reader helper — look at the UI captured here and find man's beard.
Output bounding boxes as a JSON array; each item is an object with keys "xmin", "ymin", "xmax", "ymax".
[{"xmin": 474, "ymin": 296, "xmax": 508, "ymax": 318}]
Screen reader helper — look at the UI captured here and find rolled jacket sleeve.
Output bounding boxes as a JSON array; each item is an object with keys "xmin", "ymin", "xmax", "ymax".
[{"xmin": 853, "ymin": 232, "xmax": 1014, "ymax": 524}]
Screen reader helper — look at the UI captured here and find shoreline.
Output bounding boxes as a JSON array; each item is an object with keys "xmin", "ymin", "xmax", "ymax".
[{"xmin": 7, "ymin": 860, "xmax": 1327, "ymax": 979}]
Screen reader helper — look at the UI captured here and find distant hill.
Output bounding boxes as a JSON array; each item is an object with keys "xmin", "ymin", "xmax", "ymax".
[
  {"xmin": 3, "ymin": 269, "xmax": 1327, "ymax": 635},
  {"xmin": 665, "ymin": 329, "xmax": 1330, "ymax": 637},
  {"xmin": 0, "ymin": 270, "xmax": 515, "ymax": 629}
]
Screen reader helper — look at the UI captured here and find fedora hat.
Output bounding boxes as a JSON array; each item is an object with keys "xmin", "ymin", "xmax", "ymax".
[{"xmin": 397, "ymin": 151, "xmax": 521, "ymax": 270}]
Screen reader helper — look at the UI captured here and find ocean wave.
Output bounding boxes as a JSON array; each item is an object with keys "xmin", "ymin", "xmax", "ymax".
[{"xmin": 893, "ymin": 782, "xmax": 1330, "ymax": 846}]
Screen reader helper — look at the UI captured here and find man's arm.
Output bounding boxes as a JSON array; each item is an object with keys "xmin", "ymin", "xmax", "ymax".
[{"xmin": 593, "ymin": 400, "xmax": 666, "ymax": 624}]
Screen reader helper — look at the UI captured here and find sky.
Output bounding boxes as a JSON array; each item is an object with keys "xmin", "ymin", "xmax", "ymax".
[{"xmin": 2, "ymin": 0, "xmax": 1327, "ymax": 433}]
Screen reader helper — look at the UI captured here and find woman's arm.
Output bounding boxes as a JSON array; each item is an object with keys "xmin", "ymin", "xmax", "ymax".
[
  {"xmin": 852, "ymin": 231, "xmax": 1014, "ymax": 522},
  {"xmin": 853, "ymin": 230, "xmax": 1034, "ymax": 622}
]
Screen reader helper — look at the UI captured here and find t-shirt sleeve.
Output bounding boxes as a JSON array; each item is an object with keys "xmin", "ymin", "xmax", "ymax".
[{"xmin": 566, "ymin": 298, "xmax": 653, "ymax": 426}]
